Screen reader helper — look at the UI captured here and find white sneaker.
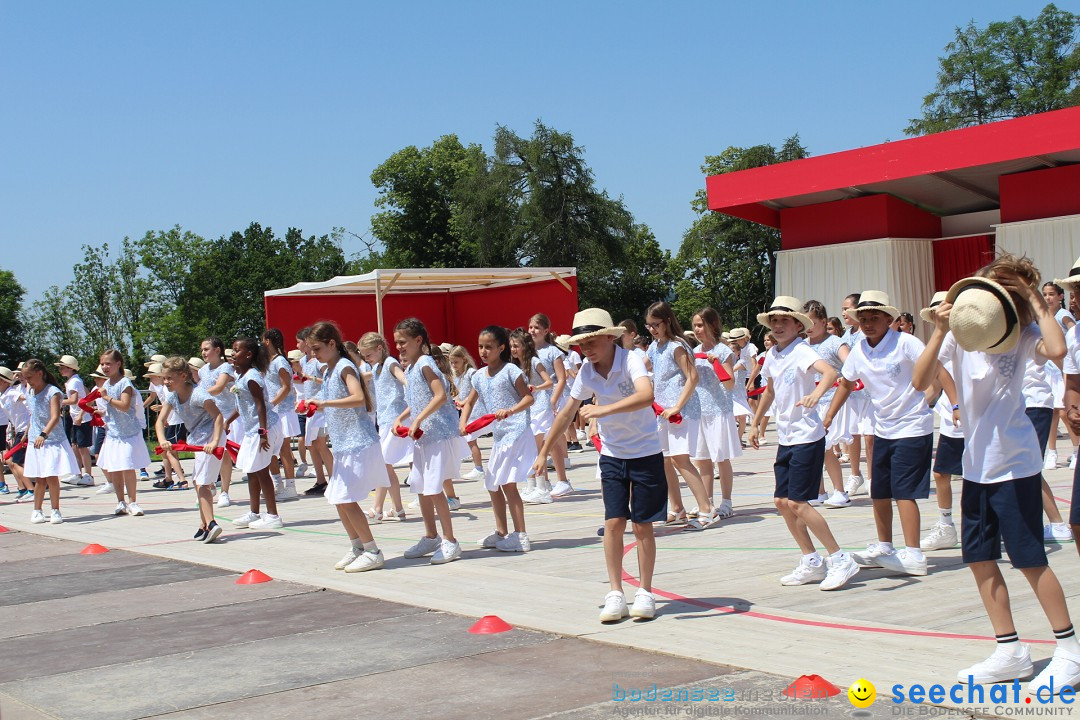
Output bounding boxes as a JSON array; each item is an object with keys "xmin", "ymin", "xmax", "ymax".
[
  {"xmin": 958, "ymin": 645, "xmax": 1034, "ymax": 684},
  {"xmin": 96, "ymin": 482, "xmax": 114, "ymax": 495},
  {"xmin": 296, "ymin": 462, "xmax": 310, "ymax": 478},
  {"xmin": 271, "ymin": 474, "xmax": 283, "ymax": 494},
  {"xmin": 276, "ymin": 480, "xmax": 298, "ymax": 501},
  {"xmin": 1028, "ymin": 647, "xmax": 1080, "ymax": 696},
  {"xmin": 629, "ymin": 589, "xmax": 656, "ymax": 619},
  {"xmin": 127, "ymin": 502, "xmax": 144, "ymax": 517},
  {"xmin": 462, "ymin": 467, "xmax": 485, "ymax": 480},
  {"xmin": 780, "ymin": 557, "xmax": 827, "ymax": 586},
  {"xmin": 478, "ymin": 530, "xmax": 504, "ymax": 548},
  {"xmin": 820, "ymin": 553, "xmax": 860, "ymax": 590},
  {"xmin": 808, "ymin": 492, "xmax": 828, "ymax": 507},
  {"xmin": 525, "ymin": 489, "xmax": 553, "ymax": 504},
  {"xmin": 249, "ymin": 514, "xmax": 283, "ymax": 530},
  {"xmin": 60, "ymin": 474, "xmax": 79, "ymax": 485},
  {"xmin": 576, "ymin": 429, "xmax": 587, "ymax": 441},
  {"xmin": 1044, "ymin": 450, "xmax": 1059, "ymax": 470},
  {"xmin": 844, "ymin": 474, "xmax": 865, "ymax": 495},
  {"xmin": 852, "ymin": 542, "xmax": 893, "ymax": 568},
  {"xmin": 520, "ymin": 482, "xmax": 539, "ymax": 502},
  {"xmin": 407, "ymin": 497, "xmax": 421, "ymax": 510},
  {"xmin": 876, "ymin": 548, "xmax": 927, "ymax": 576},
  {"xmin": 1045, "ymin": 523, "xmax": 1073, "ymax": 542},
  {"xmin": 50, "ymin": 510, "xmax": 64, "ymax": 525},
  {"xmin": 496, "ymin": 531, "xmax": 530, "ymax": 552},
  {"xmin": 430, "ymin": 539, "xmax": 461, "ymax": 564},
  {"xmin": 599, "ymin": 590, "xmax": 629, "ymax": 622},
  {"xmin": 550, "ymin": 481, "xmax": 574, "ymax": 497},
  {"xmin": 404, "ymin": 535, "xmax": 442, "ymax": 559},
  {"xmin": 922, "ymin": 522, "xmax": 959, "ymax": 550},
  {"xmin": 335, "ymin": 548, "xmax": 360, "ymax": 570},
  {"xmin": 839, "ymin": 454, "xmax": 850, "ymax": 464},
  {"xmin": 30, "ymin": 509, "xmax": 46, "ymax": 524},
  {"xmin": 217, "ymin": 492, "xmax": 232, "ymax": 508},
  {"xmin": 345, "ymin": 549, "xmax": 385, "ymax": 572},
  {"xmin": 232, "ymin": 511, "xmax": 260, "ymax": 528},
  {"xmin": 114, "ymin": 501, "xmax": 128, "ymax": 516},
  {"xmin": 75, "ymin": 474, "xmax": 95, "ymax": 487},
  {"xmin": 447, "ymin": 497, "xmax": 461, "ymax": 511},
  {"xmin": 823, "ymin": 490, "xmax": 851, "ymax": 508}
]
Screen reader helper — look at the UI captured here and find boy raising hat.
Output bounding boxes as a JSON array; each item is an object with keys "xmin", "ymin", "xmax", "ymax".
[
  {"xmin": 534, "ymin": 308, "xmax": 666, "ymax": 622},
  {"xmin": 750, "ymin": 296, "xmax": 860, "ymax": 590}
]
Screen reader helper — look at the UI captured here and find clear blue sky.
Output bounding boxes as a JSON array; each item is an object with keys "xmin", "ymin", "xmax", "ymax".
[{"xmin": 1, "ymin": 0, "xmax": 1055, "ymax": 303}]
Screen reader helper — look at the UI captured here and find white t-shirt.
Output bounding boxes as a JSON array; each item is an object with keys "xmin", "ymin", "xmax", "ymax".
[
  {"xmin": 570, "ymin": 345, "xmax": 661, "ymax": 459},
  {"xmin": 2, "ymin": 385, "xmax": 30, "ymax": 433},
  {"xmin": 760, "ymin": 338, "xmax": 825, "ymax": 446},
  {"xmin": 1063, "ymin": 324, "xmax": 1080, "ymax": 375},
  {"xmin": 1022, "ymin": 359, "xmax": 1054, "ymax": 410},
  {"xmin": 938, "ymin": 325, "xmax": 1043, "ymax": 484},
  {"xmin": 936, "ymin": 361, "xmax": 965, "ymax": 440},
  {"xmin": 841, "ymin": 329, "xmax": 934, "ymax": 440},
  {"xmin": 65, "ymin": 375, "xmax": 89, "ymax": 424}
]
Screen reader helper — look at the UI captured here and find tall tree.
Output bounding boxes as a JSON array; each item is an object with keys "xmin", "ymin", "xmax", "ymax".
[
  {"xmin": 0, "ymin": 269, "xmax": 26, "ymax": 367},
  {"xmin": 674, "ymin": 136, "xmax": 809, "ymax": 333},
  {"xmin": 907, "ymin": 3, "xmax": 1080, "ymax": 135},
  {"xmin": 582, "ymin": 225, "xmax": 676, "ymax": 327},
  {"xmin": 370, "ymin": 135, "xmax": 486, "ymax": 268}
]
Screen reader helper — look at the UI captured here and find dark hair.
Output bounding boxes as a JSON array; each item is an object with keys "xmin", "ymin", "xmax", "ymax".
[
  {"xmin": 619, "ymin": 319, "xmax": 638, "ymax": 334},
  {"xmin": 530, "ymin": 313, "xmax": 558, "ymax": 349},
  {"xmin": 510, "ymin": 328, "xmax": 538, "ymax": 376},
  {"xmin": 22, "ymin": 358, "xmax": 61, "ymax": 389},
  {"xmin": 203, "ymin": 337, "xmax": 226, "ymax": 361},
  {"xmin": 480, "ymin": 325, "xmax": 512, "ymax": 364},
  {"xmin": 234, "ymin": 337, "xmax": 268, "ymax": 373},
  {"xmin": 633, "ymin": 335, "xmax": 649, "ymax": 348},
  {"xmin": 693, "ymin": 307, "xmax": 722, "ymax": 344},
  {"xmin": 295, "ymin": 326, "xmax": 311, "ymax": 341},
  {"xmin": 1043, "ymin": 282, "xmax": 1065, "ymax": 297},
  {"xmin": 309, "ymin": 321, "xmax": 373, "ymax": 412},
  {"xmin": 394, "ymin": 317, "xmax": 431, "ymax": 354},
  {"xmin": 646, "ymin": 301, "xmax": 692, "ymax": 351},
  {"xmin": 827, "ymin": 317, "xmax": 844, "ymax": 336},
  {"xmin": 802, "ymin": 300, "xmax": 828, "ymax": 322},
  {"xmin": 99, "ymin": 348, "xmax": 125, "ymax": 378},
  {"xmin": 845, "ymin": 293, "xmax": 861, "ymax": 304},
  {"xmin": 262, "ymin": 328, "xmax": 286, "ymax": 358}
]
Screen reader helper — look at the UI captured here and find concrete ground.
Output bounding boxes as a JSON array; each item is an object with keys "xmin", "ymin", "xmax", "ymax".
[{"xmin": 2, "ymin": 428, "xmax": 1079, "ymax": 719}]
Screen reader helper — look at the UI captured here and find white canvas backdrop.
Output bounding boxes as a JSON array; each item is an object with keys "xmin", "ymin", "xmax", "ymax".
[
  {"xmin": 995, "ymin": 214, "xmax": 1080, "ymax": 287},
  {"xmin": 775, "ymin": 238, "xmax": 937, "ymax": 341}
]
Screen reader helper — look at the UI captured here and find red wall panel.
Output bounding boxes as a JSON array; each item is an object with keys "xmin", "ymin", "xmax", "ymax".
[
  {"xmin": 780, "ymin": 194, "xmax": 942, "ymax": 249},
  {"xmin": 932, "ymin": 235, "xmax": 994, "ymax": 291},
  {"xmin": 451, "ymin": 276, "xmax": 579, "ymax": 352},
  {"xmin": 999, "ymin": 164, "xmax": 1080, "ymax": 224}
]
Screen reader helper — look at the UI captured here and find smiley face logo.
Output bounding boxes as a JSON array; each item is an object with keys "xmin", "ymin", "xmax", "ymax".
[{"xmin": 848, "ymin": 678, "xmax": 876, "ymax": 708}]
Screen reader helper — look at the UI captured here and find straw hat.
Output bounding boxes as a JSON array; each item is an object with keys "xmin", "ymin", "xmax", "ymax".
[
  {"xmin": 188, "ymin": 357, "xmax": 206, "ymax": 369},
  {"xmin": 721, "ymin": 331, "xmax": 731, "ymax": 342},
  {"xmin": 54, "ymin": 355, "xmax": 80, "ymax": 372},
  {"xmin": 286, "ymin": 350, "xmax": 304, "ymax": 362},
  {"xmin": 0, "ymin": 367, "xmax": 13, "ymax": 383},
  {"xmin": 1055, "ymin": 256, "xmax": 1080, "ymax": 289},
  {"xmin": 919, "ymin": 291, "xmax": 948, "ymax": 323},
  {"xmin": 437, "ymin": 342, "xmax": 453, "ymax": 354},
  {"xmin": 124, "ymin": 369, "xmax": 135, "ymax": 380},
  {"xmin": 757, "ymin": 297, "xmax": 812, "ymax": 332},
  {"xmin": 90, "ymin": 365, "xmax": 108, "ymax": 380},
  {"xmin": 844, "ymin": 291, "xmax": 900, "ymax": 322},
  {"xmin": 567, "ymin": 308, "xmax": 625, "ymax": 345},
  {"xmin": 143, "ymin": 363, "xmax": 163, "ymax": 378},
  {"xmin": 16, "ymin": 362, "xmax": 25, "ymax": 371},
  {"xmin": 144, "ymin": 354, "xmax": 167, "ymax": 367},
  {"xmin": 945, "ymin": 276, "xmax": 1020, "ymax": 355},
  {"xmin": 555, "ymin": 334, "xmax": 573, "ymax": 352},
  {"xmin": 224, "ymin": 348, "xmax": 234, "ymax": 358},
  {"xmin": 683, "ymin": 330, "xmax": 697, "ymax": 342}
]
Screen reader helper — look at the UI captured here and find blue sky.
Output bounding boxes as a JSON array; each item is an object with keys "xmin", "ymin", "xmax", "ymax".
[{"xmin": 1, "ymin": 1, "xmax": 1056, "ymax": 303}]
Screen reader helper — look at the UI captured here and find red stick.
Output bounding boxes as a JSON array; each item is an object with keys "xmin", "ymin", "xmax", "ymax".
[
  {"xmin": 464, "ymin": 414, "xmax": 497, "ymax": 434},
  {"xmin": 652, "ymin": 402, "xmax": 683, "ymax": 425}
]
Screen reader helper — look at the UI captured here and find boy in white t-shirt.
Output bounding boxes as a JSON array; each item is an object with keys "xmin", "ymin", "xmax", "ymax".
[
  {"xmin": 916, "ymin": 258, "xmax": 1079, "ymax": 695},
  {"xmin": 750, "ymin": 296, "xmax": 859, "ymax": 591},
  {"xmin": 826, "ymin": 291, "xmax": 935, "ymax": 577},
  {"xmin": 54, "ymin": 356, "xmax": 95, "ymax": 486},
  {"xmin": 536, "ymin": 309, "xmax": 665, "ymax": 623}
]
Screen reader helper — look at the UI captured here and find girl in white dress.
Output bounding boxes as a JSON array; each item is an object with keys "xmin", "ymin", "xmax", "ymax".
[
  {"xmin": 200, "ymin": 337, "xmax": 238, "ymax": 506},
  {"xmin": 450, "ymin": 345, "xmax": 487, "ymax": 480},
  {"xmin": 358, "ymin": 332, "xmax": 408, "ymax": 521},
  {"xmin": 510, "ymin": 329, "xmax": 555, "ymax": 503},
  {"xmin": 23, "ymin": 359, "xmax": 80, "ymax": 524},
  {"xmin": 261, "ymin": 328, "xmax": 299, "ymax": 500},
  {"xmin": 98, "ymin": 350, "xmax": 152, "ymax": 517}
]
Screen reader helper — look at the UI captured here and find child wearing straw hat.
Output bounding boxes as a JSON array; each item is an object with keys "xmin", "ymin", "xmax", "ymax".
[
  {"xmin": 535, "ymin": 308, "xmax": 665, "ymax": 620},
  {"xmin": 915, "ymin": 255, "xmax": 1080, "ymax": 695},
  {"xmin": 146, "ymin": 362, "xmax": 188, "ymax": 489},
  {"xmin": 825, "ymin": 290, "xmax": 935, "ymax": 577},
  {"xmin": 53, "ymin": 355, "xmax": 94, "ymax": 486},
  {"xmin": 751, "ymin": 296, "xmax": 859, "ymax": 591},
  {"xmin": 0, "ymin": 365, "xmax": 31, "ymax": 500}
]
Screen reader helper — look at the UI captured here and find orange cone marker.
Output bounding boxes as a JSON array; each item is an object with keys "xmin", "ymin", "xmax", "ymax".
[
  {"xmin": 80, "ymin": 543, "xmax": 109, "ymax": 555},
  {"xmin": 236, "ymin": 569, "xmax": 273, "ymax": 584},
  {"xmin": 468, "ymin": 615, "xmax": 513, "ymax": 634}
]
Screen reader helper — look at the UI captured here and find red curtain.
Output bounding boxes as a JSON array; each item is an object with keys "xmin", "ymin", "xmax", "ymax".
[{"xmin": 933, "ymin": 235, "xmax": 994, "ymax": 290}]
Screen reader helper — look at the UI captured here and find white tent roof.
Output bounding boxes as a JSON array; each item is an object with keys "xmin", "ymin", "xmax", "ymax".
[{"xmin": 265, "ymin": 267, "xmax": 576, "ymax": 297}]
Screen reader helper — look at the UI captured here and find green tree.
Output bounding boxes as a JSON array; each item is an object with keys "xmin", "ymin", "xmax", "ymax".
[
  {"xmin": 370, "ymin": 135, "xmax": 486, "ymax": 268},
  {"xmin": 907, "ymin": 3, "xmax": 1080, "ymax": 135},
  {"xmin": 674, "ymin": 136, "xmax": 809, "ymax": 334},
  {"xmin": 22, "ymin": 285, "xmax": 86, "ymax": 369},
  {"xmin": 0, "ymin": 269, "xmax": 26, "ymax": 367},
  {"xmin": 582, "ymin": 225, "xmax": 676, "ymax": 326}
]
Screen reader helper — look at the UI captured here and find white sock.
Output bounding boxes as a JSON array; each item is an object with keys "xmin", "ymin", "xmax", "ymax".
[
  {"xmin": 363, "ymin": 540, "xmax": 379, "ymax": 553},
  {"xmin": 804, "ymin": 552, "xmax": 823, "ymax": 566},
  {"xmin": 905, "ymin": 547, "xmax": 925, "ymax": 561},
  {"xmin": 351, "ymin": 538, "xmax": 364, "ymax": 551},
  {"xmin": 939, "ymin": 509, "xmax": 953, "ymax": 526},
  {"xmin": 879, "ymin": 542, "xmax": 895, "ymax": 553}
]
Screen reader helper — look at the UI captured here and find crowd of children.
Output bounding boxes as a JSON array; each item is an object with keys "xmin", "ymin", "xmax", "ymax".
[{"xmin": 5, "ymin": 253, "xmax": 1080, "ymax": 695}]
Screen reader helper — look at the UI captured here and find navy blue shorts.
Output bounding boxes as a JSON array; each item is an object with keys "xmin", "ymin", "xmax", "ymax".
[
  {"xmin": 774, "ymin": 438, "xmax": 826, "ymax": 502},
  {"xmin": 871, "ymin": 434, "xmax": 932, "ymax": 500},
  {"xmin": 0, "ymin": 426, "xmax": 7, "ymax": 452},
  {"xmin": 70, "ymin": 422, "xmax": 93, "ymax": 448},
  {"xmin": 962, "ymin": 475, "xmax": 1047, "ymax": 568},
  {"xmin": 297, "ymin": 413, "xmax": 308, "ymax": 437},
  {"xmin": 7, "ymin": 432, "xmax": 26, "ymax": 466},
  {"xmin": 1025, "ymin": 407, "xmax": 1054, "ymax": 456},
  {"xmin": 1071, "ymin": 464, "xmax": 1080, "ymax": 526},
  {"xmin": 933, "ymin": 434, "xmax": 964, "ymax": 477},
  {"xmin": 599, "ymin": 453, "xmax": 667, "ymax": 524},
  {"xmin": 165, "ymin": 425, "xmax": 188, "ymax": 444}
]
